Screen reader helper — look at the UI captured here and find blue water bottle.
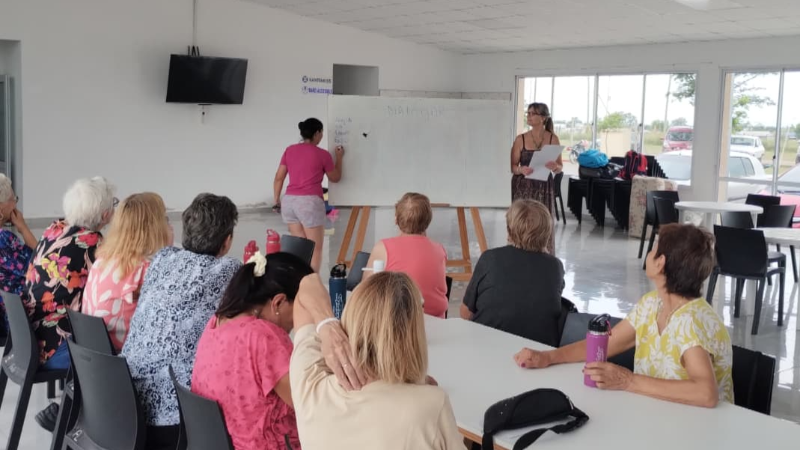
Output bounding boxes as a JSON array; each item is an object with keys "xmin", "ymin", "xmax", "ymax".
[{"xmin": 329, "ymin": 264, "xmax": 347, "ymax": 319}]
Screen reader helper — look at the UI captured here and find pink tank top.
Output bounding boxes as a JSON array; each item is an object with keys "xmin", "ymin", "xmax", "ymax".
[{"xmin": 383, "ymin": 235, "xmax": 448, "ymax": 318}]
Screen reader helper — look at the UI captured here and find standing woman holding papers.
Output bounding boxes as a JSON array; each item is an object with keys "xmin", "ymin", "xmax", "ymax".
[
  {"xmin": 511, "ymin": 103, "xmax": 562, "ymax": 254},
  {"xmin": 274, "ymin": 118, "xmax": 344, "ymax": 272}
]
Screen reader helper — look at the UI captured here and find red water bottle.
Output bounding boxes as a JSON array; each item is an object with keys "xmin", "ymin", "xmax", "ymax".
[
  {"xmin": 243, "ymin": 240, "xmax": 258, "ymax": 263},
  {"xmin": 266, "ymin": 230, "xmax": 281, "ymax": 255}
]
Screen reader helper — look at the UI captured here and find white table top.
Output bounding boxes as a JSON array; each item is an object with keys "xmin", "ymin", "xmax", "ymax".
[
  {"xmin": 426, "ymin": 316, "xmax": 800, "ymax": 449},
  {"xmin": 756, "ymin": 227, "xmax": 800, "ymax": 246},
  {"xmin": 674, "ymin": 201, "xmax": 763, "ymax": 214}
]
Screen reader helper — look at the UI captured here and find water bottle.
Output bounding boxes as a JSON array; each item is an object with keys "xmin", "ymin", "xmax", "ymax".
[
  {"xmin": 584, "ymin": 314, "xmax": 611, "ymax": 388},
  {"xmin": 329, "ymin": 264, "xmax": 347, "ymax": 319},
  {"xmin": 266, "ymin": 230, "xmax": 281, "ymax": 255},
  {"xmin": 243, "ymin": 240, "xmax": 258, "ymax": 263}
]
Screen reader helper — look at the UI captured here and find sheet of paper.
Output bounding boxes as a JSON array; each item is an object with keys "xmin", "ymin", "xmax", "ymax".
[{"xmin": 526, "ymin": 145, "xmax": 564, "ymax": 181}]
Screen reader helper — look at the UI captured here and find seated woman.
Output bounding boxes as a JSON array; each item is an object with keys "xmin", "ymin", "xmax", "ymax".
[
  {"xmin": 83, "ymin": 193, "xmax": 173, "ymax": 352},
  {"xmin": 24, "ymin": 176, "xmax": 115, "ymax": 429},
  {"xmin": 290, "ymin": 272, "xmax": 465, "ymax": 450},
  {"xmin": 192, "ymin": 251, "xmax": 314, "ymax": 450},
  {"xmin": 365, "ymin": 193, "xmax": 448, "ymax": 318},
  {"xmin": 0, "ymin": 174, "xmax": 37, "ymax": 340},
  {"xmin": 514, "ymin": 223, "xmax": 733, "ymax": 408},
  {"xmin": 461, "ymin": 199, "xmax": 564, "ymax": 346},
  {"xmin": 122, "ymin": 193, "xmax": 241, "ymax": 450}
]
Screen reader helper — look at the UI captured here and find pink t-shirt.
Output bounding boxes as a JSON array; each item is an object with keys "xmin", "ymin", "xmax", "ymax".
[
  {"xmin": 279, "ymin": 143, "xmax": 334, "ymax": 198},
  {"xmin": 192, "ymin": 316, "xmax": 299, "ymax": 450},
  {"xmin": 383, "ymin": 235, "xmax": 449, "ymax": 318},
  {"xmin": 83, "ymin": 257, "xmax": 149, "ymax": 353}
]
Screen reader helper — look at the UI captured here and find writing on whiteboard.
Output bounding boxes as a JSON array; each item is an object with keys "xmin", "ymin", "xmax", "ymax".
[
  {"xmin": 387, "ymin": 106, "xmax": 444, "ymax": 118},
  {"xmin": 333, "ymin": 117, "xmax": 352, "ymax": 146}
]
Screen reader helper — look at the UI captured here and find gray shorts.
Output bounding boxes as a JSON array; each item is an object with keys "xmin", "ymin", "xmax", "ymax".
[{"xmin": 281, "ymin": 195, "xmax": 326, "ymax": 228}]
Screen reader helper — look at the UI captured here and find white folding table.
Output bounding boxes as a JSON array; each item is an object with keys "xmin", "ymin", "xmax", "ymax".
[{"xmin": 674, "ymin": 201, "xmax": 762, "ymax": 230}]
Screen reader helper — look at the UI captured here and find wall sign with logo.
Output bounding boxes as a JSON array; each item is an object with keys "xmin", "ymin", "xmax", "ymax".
[{"xmin": 302, "ymin": 75, "xmax": 333, "ymax": 95}]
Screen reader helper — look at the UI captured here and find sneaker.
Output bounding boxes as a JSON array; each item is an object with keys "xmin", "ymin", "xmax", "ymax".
[{"xmin": 35, "ymin": 403, "xmax": 59, "ymax": 432}]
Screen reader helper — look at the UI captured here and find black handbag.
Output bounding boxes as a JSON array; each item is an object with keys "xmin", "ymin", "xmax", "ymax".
[{"xmin": 482, "ymin": 388, "xmax": 588, "ymax": 449}]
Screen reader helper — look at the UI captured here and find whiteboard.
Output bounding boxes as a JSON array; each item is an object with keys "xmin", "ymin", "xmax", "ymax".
[{"xmin": 327, "ymin": 96, "xmax": 513, "ymax": 207}]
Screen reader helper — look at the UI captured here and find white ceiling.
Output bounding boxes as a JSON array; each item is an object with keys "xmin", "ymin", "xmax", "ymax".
[{"xmin": 246, "ymin": 0, "xmax": 800, "ymax": 54}]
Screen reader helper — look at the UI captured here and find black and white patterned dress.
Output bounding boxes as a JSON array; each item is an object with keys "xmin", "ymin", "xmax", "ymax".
[{"xmin": 121, "ymin": 246, "xmax": 241, "ymax": 426}]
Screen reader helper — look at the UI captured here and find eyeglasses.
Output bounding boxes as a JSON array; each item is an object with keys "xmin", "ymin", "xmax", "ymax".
[{"xmin": 525, "ymin": 112, "xmax": 544, "ymax": 117}]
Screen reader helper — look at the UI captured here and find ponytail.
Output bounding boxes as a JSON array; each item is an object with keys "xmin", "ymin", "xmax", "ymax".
[
  {"xmin": 544, "ymin": 117, "xmax": 554, "ymax": 134},
  {"xmin": 299, "ymin": 118, "xmax": 324, "ymax": 141},
  {"xmin": 215, "ymin": 252, "xmax": 314, "ymax": 319}
]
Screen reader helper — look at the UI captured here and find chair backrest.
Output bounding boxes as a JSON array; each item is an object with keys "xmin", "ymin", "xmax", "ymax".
[
  {"xmin": 1, "ymin": 293, "xmax": 38, "ymax": 381},
  {"xmin": 732, "ymin": 345, "xmax": 776, "ymax": 415},
  {"xmin": 553, "ymin": 171, "xmax": 564, "ymax": 197},
  {"xmin": 67, "ymin": 310, "xmax": 115, "ymax": 355},
  {"xmin": 557, "ymin": 297, "xmax": 578, "ymax": 346},
  {"xmin": 746, "ymin": 194, "xmax": 781, "ymax": 227},
  {"xmin": 279, "ymin": 235, "xmax": 315, "ymax": 266},
  {"xmin": 714, "ymin": 226, "xmax": 768, "ymax": 277},
  {"xmin": 646, "ymin": 190, "xmax": 679, "ymax": 224},
  {"xmin": 170, "ymin": 367, "xmax": 235, "ymax": 450},
  {"xmin": 653, "ymin": 196, "xmax": 679, "ymax": 226},
  {"xmin": 445, "ymin": 276, "xmax": 453, "ymax": 301},
  {"xmin": 66, "ymin": 340, "xmax": 145, "ymax": 449},
  {"xmin": 761, "ymin": 204, "xmax": 796, "ymax": 229},
  {"xmin": 346, "ymin": 251, "xmax": 371, "ymax": 292},
  {"xmin": 720, "ymin": 211, "xmax": 754, "ymax": 229},
  {"xmin": 559, "ymin": 312, "xmax": 635, "ymax": 371}
]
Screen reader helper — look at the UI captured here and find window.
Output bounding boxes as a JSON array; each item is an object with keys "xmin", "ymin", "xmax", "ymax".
[
  {"xmin": 728, "ymin": 157, "xmax": 748, "ymax": 178},
  {"xmin": 655, "ymin": 153, "xmax": 691, "ymax": 180},
  {"xmin": 743, "ymin": 158, "xmax": 755, "ymax": 177},
  {"xmin": 597, "ymin": 75, "xmax": 644, "ymax": 157}
]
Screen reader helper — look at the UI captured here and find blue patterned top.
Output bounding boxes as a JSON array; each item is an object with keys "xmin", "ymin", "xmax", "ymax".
[
  {"xmin": 121, "ymin": 246, "xmax": 241, "ymax": 426},
  {"xmin": 0, "ymin": 228, "xmax": 32, "ymax": 296}
]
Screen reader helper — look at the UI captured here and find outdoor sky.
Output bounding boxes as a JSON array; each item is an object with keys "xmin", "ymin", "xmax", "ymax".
[{"xmin": 522, "ymin": 71, "xmax": 800, "ymax": 134}]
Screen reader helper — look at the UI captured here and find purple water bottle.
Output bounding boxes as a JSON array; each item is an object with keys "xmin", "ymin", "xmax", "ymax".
[{"xmin": 584, "ymin": 314, "xmax": 611, "ymax": 388}]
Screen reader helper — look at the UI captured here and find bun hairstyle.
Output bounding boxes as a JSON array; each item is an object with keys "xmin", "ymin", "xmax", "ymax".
[
  {"xmin": 215, "ymin": 252, "xmax": 314, "ymax": 319},
  {"xmin": 299, "ymin": 118, "xmax": 324, "ymax": 141},
  {"xmin": 528, "ymin": 102, "xmax": 554, "ymax": 134}
]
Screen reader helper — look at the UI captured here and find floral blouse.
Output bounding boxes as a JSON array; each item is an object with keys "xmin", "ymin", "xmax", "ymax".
[
  {"xmin": 121, "ymin": 246, "xmax": 241, "ymax": 426},
  {"xmin": 0, "ymin": 229, "xmax": 33, "ymax": 296},
  {"xmin": 23, "ymin": 220, "xmax": 102, "ymax": 364}
]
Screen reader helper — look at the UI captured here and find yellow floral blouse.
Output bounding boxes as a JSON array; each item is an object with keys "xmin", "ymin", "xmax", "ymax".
[{"xmin": 625, "ymin": 291, "xmax": 734, "ymax": 403}]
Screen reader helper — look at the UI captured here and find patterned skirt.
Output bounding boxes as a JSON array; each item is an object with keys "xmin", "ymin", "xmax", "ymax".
[{"xmin": 511, "ymin": 175, "xmax": 556, "ymax": 255}]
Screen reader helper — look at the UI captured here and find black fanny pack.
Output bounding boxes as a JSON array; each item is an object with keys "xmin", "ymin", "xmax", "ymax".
[{"xmin": 482, "ymin": 388, "xmax": 588, "ymax": 449}]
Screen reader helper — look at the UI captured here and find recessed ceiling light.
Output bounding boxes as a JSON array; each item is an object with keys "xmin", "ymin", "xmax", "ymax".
[{"xmin": 672, "ymin": 0, "xmax": 744, "ymax": 10}]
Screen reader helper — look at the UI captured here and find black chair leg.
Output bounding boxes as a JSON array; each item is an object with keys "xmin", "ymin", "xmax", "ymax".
[
  {"xmin": 6, "ymin": 380, "xmax": 33, "ymax": 450},
  {"xmin": 50, "ymin": 384, "xmax": 74, "ymax": 450},
  {"xmin": 733, "ymin": 279, "xmax": 744, "ymax": 317},
  {"xmin": 559, "ymin": 196, "xmax": 567, "ymax": 225},
  {"xmin": 791, "ymin": 245, "xmax": 799, "ymax": 283},
  {"xmin": 778, "ymin": 269, "xmax": 786, "ymax": 327},
  {"xmin": 638, "ymin": 220, "xmax": 648, "ymax": 259},
  {"xmin": 47, "ymin": 379, "xmax": 55, "ymax": 399},
  {"xmin": 643, "ymin": 227, "xmax": 657, "ymax": 270},
  {"xmin": 752, "ymin": 279, "xmax": 767, "ymax": 335},
  {"xmin": 0, "ymin": 368, "xmax": 8, "ymax": 409},
  {"xmin": 706, "ymin": 272, "xmax": 719, "ymax": 305}
]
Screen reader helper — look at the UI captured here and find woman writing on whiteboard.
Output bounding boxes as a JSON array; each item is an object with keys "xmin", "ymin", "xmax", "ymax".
[
  {"xmin": 510, "ymin": 102, "xmax": 562, "ymax": 254},
  {"xmin": 274, "ymin": 118, "xmax": 344, "ymax": 272}
]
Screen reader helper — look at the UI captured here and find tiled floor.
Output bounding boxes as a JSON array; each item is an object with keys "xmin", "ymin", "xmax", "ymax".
[{"xmin": 2, "ymin": 206, "xmax": 799, "ymax": 448}]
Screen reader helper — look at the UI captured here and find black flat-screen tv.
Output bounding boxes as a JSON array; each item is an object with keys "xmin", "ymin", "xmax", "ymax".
[{"xmin": 166, "ymin": 55, "xmax": 248, "ymax": 104}]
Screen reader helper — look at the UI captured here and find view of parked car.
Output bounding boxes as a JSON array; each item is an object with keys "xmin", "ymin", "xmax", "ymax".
[
  {"xmin": 656, "ymin": 150, "xmax": 769, "ymax": 201},
  {"xmin": 661, "ymin": 126, "xmax": 693, "ymax": 152},
  {"xmin": 730, "ymin": 135, "xmax": 766, "ymax": 160},
  {"xmin": 767, "ymin": 165, "xmax": 800, "ymax": 227}
]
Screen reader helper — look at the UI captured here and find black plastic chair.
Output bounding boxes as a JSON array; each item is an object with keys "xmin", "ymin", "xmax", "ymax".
[
  {"xmin": 643, "ymin": 195, "xmax": 679, "ymax": 270},
  {"xmin": 746, "ymin": 194, "xmax": 781, "ymax": 227},
  {"xmin": 63, "ymin": 341, "xmax": 146, "ymax": 450},
  {"xmin": 720, "ymin": 211, "xmax": 754, "ymax": 229},
  {"xmin": 170, "ymin": 367, "xmax": 234, "ymax": 450},
  {"xmin": 280, "ymin": 235, "xmax": 315, "ymax": 266},
  {"xmin": 346, "ymin": 251, "xmax": 370, "ymax": 292},
  {"xmin": 0, "ymin": 294, "xmax": 68, "ymax": 450},
  {"xmin": 50, "ymin": 311, "xmax": 117, "ymax": 450},
  {"xmin": 553, "ymin": 172, "xmax": 567, "ymax": 225},
  {"xmin": 707, "ymin": 226, "xmax": 785, "ymax": 335},
  {"xmin": 559, "ymin": 312, "xmax": 634, "ymax": 371},
  {"xmin": 761, "ymin": 204, "xmax": 799, "ymax": 283},
  {"xmin": 732, "ymin": 345, "xmax": 776, "ymax": 415},
  {"xmin": 638, "ymin": 190, "xmax": 679, "ymax": 260}
]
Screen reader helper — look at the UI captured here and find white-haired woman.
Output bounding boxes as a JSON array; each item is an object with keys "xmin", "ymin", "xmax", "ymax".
[
  {"xmin": 23, "ymin": 177, "xmax": 116, "ymax": 431},
  {"xmin": 0, "ymin": 174, "xmax": 37, "ymax": 340}
]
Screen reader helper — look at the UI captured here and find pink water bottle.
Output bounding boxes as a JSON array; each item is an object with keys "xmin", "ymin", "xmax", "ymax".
[
  {"xmin": 584, "ymin": 314, "xmax": 611, "ymax": 388},
  {"xmin": 243, "ymin": 240, "xmax": 258, "ymax": 263},
  {"xmin": 266, "ymin": 230, "xmax": 281, "ymax": 255}
]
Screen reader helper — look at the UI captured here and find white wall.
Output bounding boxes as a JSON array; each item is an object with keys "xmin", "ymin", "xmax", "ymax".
[
  {"xmin": 0, "ymin": 0, "xmax": 460, "ymax": 217},
  {"xmin": 459, "ymin": 36, "xmax": 800, "ymax": 201}
]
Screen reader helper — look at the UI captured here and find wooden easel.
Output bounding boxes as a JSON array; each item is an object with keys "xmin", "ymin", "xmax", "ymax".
[{"xmin": 337, "ymin": 205, "xmax": 488, "ymax": 282}]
